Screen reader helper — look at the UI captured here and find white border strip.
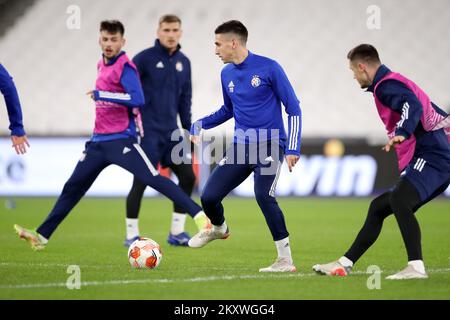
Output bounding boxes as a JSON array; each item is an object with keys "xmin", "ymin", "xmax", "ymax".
[{"xmin": 1, "ymin": 269, "xmax": 449, "ymax": 289}]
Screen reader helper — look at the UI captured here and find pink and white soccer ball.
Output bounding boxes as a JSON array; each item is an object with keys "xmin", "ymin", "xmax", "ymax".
[{"xmin": 128, "ymin": 237, "xmax": 163, "ymax": 269}]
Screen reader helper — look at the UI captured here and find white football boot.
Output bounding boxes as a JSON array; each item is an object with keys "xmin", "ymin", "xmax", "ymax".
[
  {"xmin": 386, "ymin": 264, "xmax": 428, "ymax": 280},
  {"xmin": 188, "ymin": 226, "xmax": 229, "ymax": 248},
  {"xmin": 259, "ymin": 257, "xmax": 297, "ymax": 272},
  {"xmin": 312, "ymin": 260, "xmax": 351, "ymax": 276}
]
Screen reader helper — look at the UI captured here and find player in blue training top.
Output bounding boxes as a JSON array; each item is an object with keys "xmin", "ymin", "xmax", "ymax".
[
  {"xmin": 124, "ymin": 14, "xmax": 206, "ymax": 248},
  {"xmin": 188, "ymin": 20, "xmax": 302, "ymax": 272},
  {"xmin": 0, "ymin": 63, "xmax": 30, "ymax": 154},
  {"xmin": 313, "ymin": 44, "xmax": 450, "ymax": 280},
  {"xmin": 13, "ymin": 20, "xmax": 207, "ymax": 251}
]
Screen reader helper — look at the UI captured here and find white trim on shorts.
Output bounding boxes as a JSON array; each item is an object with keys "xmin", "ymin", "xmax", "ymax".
[{"xmin": 133, "ymin": 143, "xmax": 159, "ymax": 176}]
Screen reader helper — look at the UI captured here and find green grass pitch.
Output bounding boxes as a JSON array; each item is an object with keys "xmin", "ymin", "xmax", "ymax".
[{"xmin": 0, "ymin": 197, "xmax": 449, "ymax": 299}]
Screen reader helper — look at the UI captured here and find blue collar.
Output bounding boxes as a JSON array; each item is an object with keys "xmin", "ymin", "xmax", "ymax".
[
  {"xmin": 154, "ymin": 39, "xmax": 181, "ymax": 57},
  {"xmin": 366, "ymin": 64, "xmax": 391, "ymax": 92},
  {"xmin": 234, "ymin": 50, "xmax": 253, "ymax": 68},
  {"xmin": 103, "ymin": 51, "xmax": 126, "ymax": 66}
]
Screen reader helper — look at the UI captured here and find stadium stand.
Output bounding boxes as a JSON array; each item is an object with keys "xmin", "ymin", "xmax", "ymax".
[
  {"xmin": 1, "ymin": 0, "xmax": 449, "ymax": 140},
  {"xmin": 0, "ymin": 0, "xmax": 36, "ymax": 38}
]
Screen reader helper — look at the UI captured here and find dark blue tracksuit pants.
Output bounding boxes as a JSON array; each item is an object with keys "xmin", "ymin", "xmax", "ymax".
[
  {"xmin": 37, "ymin": 138, "xmax": 202, "ymax": 239},
  {"xmin": 200, "ymin": 142, "xmax": 289, "ymax": 241},
  {"xmin": 126, "ymin": 130, "xmax": 196, "ymax": 217}
]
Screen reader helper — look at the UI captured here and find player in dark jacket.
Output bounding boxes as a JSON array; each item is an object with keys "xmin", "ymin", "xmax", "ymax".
[{"xmin": 124, "ymin": 15, "xmax": 209, "ymax": 247}]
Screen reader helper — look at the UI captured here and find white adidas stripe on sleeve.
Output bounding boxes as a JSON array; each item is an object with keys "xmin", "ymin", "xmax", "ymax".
[{"xmin": 98, "ymin": 91, "xmax": 131, "ymax": 101}]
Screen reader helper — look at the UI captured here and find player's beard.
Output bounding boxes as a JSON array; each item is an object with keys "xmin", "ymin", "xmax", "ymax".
[{"xmin": 359, "ymin": 79, "xmax": 372, "ymax": 89}]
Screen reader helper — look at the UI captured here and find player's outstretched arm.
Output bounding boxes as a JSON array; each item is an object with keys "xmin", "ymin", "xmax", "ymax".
[
  {"xmin": 1, "ymin": 63, "xmax": 28, "ymax": 153},
  {"xmin": 377, "ymin": 80, "xmax": 423, "ymax": 140},
  {"xmin": 189, "ymin": 120, "xmax": 202, "ymax": 145},
  {"xmin": 190, "ymin": 134, "xmax": 200, "ymax": 145},
  {"xmin": 11, "ymin": 135, "xmax": 30, "ymax": 155},
  {"xmin": 285, "ymin": 154, "xmax": 300, "ymax": 172},
  {"xmin": 189, "ymin": 102, "xmax": 234, "ymax": 144},
  {"xmin": 382, "ymin": 135, "xmax": 405, "ymax": 152},
  {"xmin": 88, "ymin": 64, "xmax": 145, "ymax": 108},
  {"xmin": 87, "ymin": 90, "xmax": 95, "ymax": 100},
  {"xmin": 269, "ymin": 61, "xmax": 303, "ymax": 157}
]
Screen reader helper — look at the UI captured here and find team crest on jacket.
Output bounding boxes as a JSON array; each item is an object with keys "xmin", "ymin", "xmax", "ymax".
[
  {"xmin": 251, "ymin": 75, "xmax": 261, "ymax": 87},
  {"xmin": 175, "ymin": 61, "xmax": 183, "ymax": 72}
]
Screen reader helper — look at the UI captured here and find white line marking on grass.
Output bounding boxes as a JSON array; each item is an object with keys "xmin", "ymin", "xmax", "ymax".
[
  {"xmin": 1, "ymin": 268, "xmax": 449, "ymax": 290},
  {"xmin": 0, "ymin": 262, "xmax": 114, "ymax": 269},
  {"xmin": 0, "ymin": 273, "xmax": 313, "ymax": 289}
]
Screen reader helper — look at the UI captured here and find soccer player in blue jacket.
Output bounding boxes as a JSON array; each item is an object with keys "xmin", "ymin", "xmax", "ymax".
[
  {"xmin": 124, "ymin": 15, "xmax": 208, "ymax": 247},
  {"xmin": 313, "ymin": 44, "xmax": 450, "ymax": 279},
  {"xmin": 0, "ymin": 63, "xmax": 29, "ymax": 154},
  {"xmin": 188, "ymin": 21, "xmax": 302, "ymax": 272}
]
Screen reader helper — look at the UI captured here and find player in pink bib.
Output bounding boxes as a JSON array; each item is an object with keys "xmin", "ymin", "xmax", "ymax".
[
  {"xmin": 313, "ymin": 44, "xmax": 449, "ymax": 280},
  {"xmin": 14, "ymin": 20, "xmax": 209, "ymax": 251}
]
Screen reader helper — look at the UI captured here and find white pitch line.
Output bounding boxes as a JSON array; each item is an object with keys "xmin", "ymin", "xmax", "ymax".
[
  {"xmin": 0, "ymin": 262, "xmax": 249, "ymax": 272},
  {"xmin": 0, "ymin": 273, "xmax": 314, "ymax": 289},
  {"xmin": 0, "ymin": 262, "xmax": 114, "ymax": 269},
  {"xmin": 1, "ymin": 269, "xmax": 449, "ymax": 290}
]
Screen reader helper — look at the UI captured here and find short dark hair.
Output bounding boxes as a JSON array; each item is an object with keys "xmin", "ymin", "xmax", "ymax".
[
  {"xmin": 100, "ymin": 20, "xmax": 125, "ymax": 36},
  {"xmin": 159, "ymin": 14, "xmax": 181, "ymax": 25},
  {"xmin": 215, "ymin": 20, "xmax": 248, "ymax": 44},
  {"xmin": 347, "ymin": 44, "xmax": 381, "ymax": 64}
]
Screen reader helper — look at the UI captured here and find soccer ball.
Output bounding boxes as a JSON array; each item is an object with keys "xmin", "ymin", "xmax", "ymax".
[{"xmin": 128, "ymin": 237, "xmax": 162, "ymax": 269}]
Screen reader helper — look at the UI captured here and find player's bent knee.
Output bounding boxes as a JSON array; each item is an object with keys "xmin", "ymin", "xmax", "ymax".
[
  {"xmin": 254, "ymin": 188, "xmax": 276, "ymax": 204},
  {"xmin": 368, "ymin": 197, "xmax": 384, "ymax": 216}
]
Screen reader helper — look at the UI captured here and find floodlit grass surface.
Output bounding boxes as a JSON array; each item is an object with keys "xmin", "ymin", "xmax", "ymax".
[{"xmin": 1, "ymin": 197, "xmax": 449, "ymax": 299}]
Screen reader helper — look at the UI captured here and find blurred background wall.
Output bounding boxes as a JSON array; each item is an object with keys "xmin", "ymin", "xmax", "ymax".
[{"xmin": 1, "ymin": 0, "xmax": 449, "ymax": 139}]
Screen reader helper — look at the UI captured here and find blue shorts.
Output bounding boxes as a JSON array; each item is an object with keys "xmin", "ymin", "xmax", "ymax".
[{"xmin": 401, "ymin": 155, "xmax": 450, "ymax": 202}]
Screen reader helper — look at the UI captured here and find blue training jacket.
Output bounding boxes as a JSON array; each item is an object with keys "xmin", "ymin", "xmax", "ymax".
[
  {"xmin": 133, "ymin": 40, "xmax": 192, "ymax": 135},
  {"xmin": 0, "ymin": 63, "xmax": 26, "ymax": 136},
  {"xmin": 191, "ymin": 51, "xmax": 302, "ymax": 156}
]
